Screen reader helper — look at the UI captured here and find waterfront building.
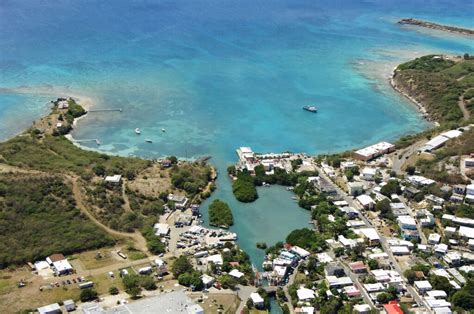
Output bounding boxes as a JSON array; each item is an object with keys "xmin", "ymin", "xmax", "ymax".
[{"xmin": 354, "ymin": 142, "xmax": 395, "ymax": 161}]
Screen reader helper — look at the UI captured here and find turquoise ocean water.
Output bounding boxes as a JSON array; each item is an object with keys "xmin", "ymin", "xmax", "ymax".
[{"xmin": 1, "ymin": 0, "xmax": 473, "ymax": 278}]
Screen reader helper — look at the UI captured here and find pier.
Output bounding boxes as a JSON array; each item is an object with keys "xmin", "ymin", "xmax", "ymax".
[
  {"xmin": 73, "ymin": 139, "xmax": 101, "ymax": 145},
  {"xmin": 88, "ymin": 108, "xmax": 123, "ymax": 113}
]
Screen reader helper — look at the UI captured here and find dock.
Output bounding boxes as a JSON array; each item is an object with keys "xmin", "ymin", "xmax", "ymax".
[
  {"xmin": 73, "ymin": 139, "xmax": 101, "ymax": 145},
  {"xmin": 88, "ymin": 108, "xmax": 122, "ymax": 113}
]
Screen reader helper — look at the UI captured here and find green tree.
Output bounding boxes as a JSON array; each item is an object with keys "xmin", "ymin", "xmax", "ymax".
[
  {"xmin": 452, "ymin": 279, "xmax": 474, "ymax": 310},
  {"xmin": 80, "ymin": 288, "xmax": 98, "ymax": 302},
  {"xmin": 140, "ymin": 276, "xmax": 157, "ymax": 290},
  {"xmin": 109, "ymin": 286, "xmax": 119, "ymax": 295},
  {"xmin": 172, "ymin": 255, "xmax": 194, "ymax": 278},
  {"xmin": 376, "ymin": 199, "xmax": 394, "ymax": 220},
  {"xmin": 208, "ymin": 199, "xmax": 233, "ymax": 227}
]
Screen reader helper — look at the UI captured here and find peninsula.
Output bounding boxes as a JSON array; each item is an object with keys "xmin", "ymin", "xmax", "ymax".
[{"xmin": 398, "ymin": 18, "xmax": 474, "ymax": 36}]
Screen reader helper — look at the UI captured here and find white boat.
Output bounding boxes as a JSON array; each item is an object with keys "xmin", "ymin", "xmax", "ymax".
[
  {"xmin": 303, "ymin": 105, "xmax": 318, "ymax": 113},
  {"xmin": 135, "ymin": 128, "xmax": 141, "ymax": 135},
  {"xmin": 145, "ymin": 139, "xmax": 153, "ymax": 143},
  {"xmin": 161, "ymin": 128, "xmax": 166, "ymax": 133}
]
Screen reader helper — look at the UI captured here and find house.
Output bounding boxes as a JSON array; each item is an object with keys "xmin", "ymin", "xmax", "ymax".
[
  {"xmin": 154, "ymin": 223, "xmax": 170, "ymax": 237},
  {"xmin": 425, "ymin": 194, "xmax": 444, "ymax": 206},
  {"xmin": 449, "ymin": 194, "xmax": 464, "ymax": 203},
  {"xmin": 407, "ymin": 175, "xmax": 435, "ymax": 187},
  {"xmin": 354, "ymin": 304, "xmax": 372, "ymax": 314},
  {"xmin": 443, "ymin": 252, "xmax": 461, "ymax": 266},
  {"xmin": 466, "ymin": 184, "xmax": 474, "ymax": 203},
  {"xmin": 428, "ymin": 233, "xmax": 442, "ymax": 245},
  {"xmin": 63, "ymin": 299, "xmax": 76, "ymax": 312},
  {"xmin": 427, "ymin": 290, "xmax": 448, "ymax": 299},
  {"xmin": 207, "ymin": 254, "xmax": 223, "ymax": 265},
  {"xmin": 356, "ymin": 195, "xmax": 375, "ymax": 210},
  {"xmin": 297, "ymin": 287, "xmax": 315, "ymax": 301},
  {"xmin": 347, "ymin": 181, "xmax": 364, "ymax": 196},
  {"xmin": 391, "ymin": 246, "xmax": 410, "ymax": 255},
  {"xmin": 397, "ymin": 216, "xmax": 417, "ymax": 230},
  {"xmin": 341, "ymin": 206, "xmax": 359, "ymax": 219},
  {"xmin": 383, "ymin": 300, "xmax": 403, "ymax": 314},
  {"xmin": 290, "ymin": 246, "xmax": 310, "ymax": 259},
  {"xmin": 349, "ymin": 261, "xmax": 367, "ymax": 273},
  {"xmin": 229, "ymin": 269, "xmax": 244, "ymax": 279},
  {"xmin": 343, "ymin": 285, "xmax": 361, "ymax": 298},
  {"xmin": 168, "ymin": 194, "xmax": 189, "ymax": 209},
  {"xmin": 201, "ymin": 274, "xmax": 215, "ymax": 288},
  {"xmin": 361, "ymin": 167, "xmax": 377, "ymax": 181},
  {"xmin": 250, "ymin": 292, "xmax": 265, "ymax": 309},
  {"xmin": 403, "ymin": 186, "xmax": 421, "ymax": 199},
  {"xmin": 46, "ymin": 254, "xmax": 73, "ymax": 276},
  {"xmin": 363, "ymin": 282, "xmax": 384, "ymax": 292},
  {"xmin": 37, "ymin": 303, "xmax": 61, "ymax": 314},
  {"xmin": 326, "ymin": 276, "xmax": 353, "ymax": 288},
  {"xmin": 414, "ymin": 280, "xmax": 432, "ymax": 294},
  {"xmin": 155, "ymin": 259, "xmax": 168, "ymax": 276},
  {"xmin": 324, "ymin": 263, "xmax": 345, "ymax": 277},
  {"xmin": 434, "ymin": 243, "xmax": 448, "ymax": 255},
  {"xmin": 356, "ymin": 228, "xmax": 380, "ymax": 246},
  {"xmin": 105, "ymin": 174, "xmax": 122, "ymax": 185}
]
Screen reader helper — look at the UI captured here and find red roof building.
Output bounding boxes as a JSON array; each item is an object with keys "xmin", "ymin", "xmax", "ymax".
[{"xmin": 383, "ymin": 301, "xmax": 403, "ymax": 314}]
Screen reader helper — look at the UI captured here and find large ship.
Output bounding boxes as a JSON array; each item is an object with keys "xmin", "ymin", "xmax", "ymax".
[{"xmin": 303, "ymin": 105, "xmax": 317, "ymax": 113}]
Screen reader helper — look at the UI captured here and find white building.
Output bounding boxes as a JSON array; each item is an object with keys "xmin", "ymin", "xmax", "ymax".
[
  {"xmin": 397, "ymin": 215, "xmax": 417, "ymax": 230},
  {"xmin": 428, "ymin": 233, "xmax": 442, "ymax": 245},
  {"xmin": 356, "ymin": 195, "xmax": 375, "ymax": 210},
  {"xmin": 354, "ymin": 142, "xmax": 395, "ymax": 161},
  {"xmin": 361, "ymin": 167, "xmax": 377, "ymax": 181},
  {"xmin": 250, "ymin": 292, "xmax": 264, "ymax": 308},
  {"xmin": 104, "ymin": 174, "xmax": 122, "ymax": 184},
  {"xmin": 347, "ymin": 181, "xmax": 364, "ymax": 196},
  {"xmin": 37, "ymin": 303, "xmax": 61, "ymax": 314},
  {"xmin": 297, "ymin": 287, "xmax": 315, "ymax": 301},
  {"xmin": 414, "ymin": 280, "xmax": 432, "ymax": 294},
  {"xmin": 154, "ymin": 223, "xmax": 170, "ymax": 237}
]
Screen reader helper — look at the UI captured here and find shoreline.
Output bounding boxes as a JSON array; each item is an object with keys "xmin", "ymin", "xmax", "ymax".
[{"xmin": 389, "ymin": 68, "xmax": 430, "ymax": 120}]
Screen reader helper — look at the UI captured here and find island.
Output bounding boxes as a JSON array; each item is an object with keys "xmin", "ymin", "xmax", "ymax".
[
  {"xmin": 398, "ymin": 18, "xmax": 474, "ymax": 36},
  {"xmin": 208, "ymin": 199, "xmax": 234, "ymax": 228}
]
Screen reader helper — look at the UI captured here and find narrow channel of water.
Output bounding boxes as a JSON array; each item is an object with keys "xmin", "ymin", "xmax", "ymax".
[{"xmin": 200, "ymin": 171, "xmax": 311, "ymax": 270}]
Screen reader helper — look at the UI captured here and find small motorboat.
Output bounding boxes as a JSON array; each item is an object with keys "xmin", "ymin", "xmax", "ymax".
[
  {"xmin": 145, "ymin": 139, "xmax": 153, "ymax": 143},
  {"xmin": 303, "ymin": 105, "xmax": 318, "ymax": 113},
  {"xmin": 161, "ymin": 128, "xmax": 166, "ymax": 133},
  {"xmin": 135, "ymin": 128, "xmax": 141, "ymax": 135}
]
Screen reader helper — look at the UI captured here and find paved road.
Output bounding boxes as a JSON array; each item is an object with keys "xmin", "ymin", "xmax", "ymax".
[
  {"xmin": 341, "ymin": 263, "xmax": 376, "ymax": 308},
  {"xmin": 235, "ymin": 285, "xmax": 256, "ymax": 314},
  {"xmin": 391, "ymin": 141, "xmax": 425, "ymax": 174}
]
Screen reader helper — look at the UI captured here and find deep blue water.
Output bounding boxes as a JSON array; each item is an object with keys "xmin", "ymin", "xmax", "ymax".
[{"xmin": 1, "ymin": 0, "xmax": 473, "ymax": 277}]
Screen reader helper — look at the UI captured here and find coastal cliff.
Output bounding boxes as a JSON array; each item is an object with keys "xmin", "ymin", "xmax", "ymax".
[{"xmin": 398, "ymin": 18, "xmax": 474, "ymax": 36}]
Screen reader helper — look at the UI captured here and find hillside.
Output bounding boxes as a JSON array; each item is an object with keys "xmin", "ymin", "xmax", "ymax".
[
  {"xmin": 392, "ymin": 54, "xmax": 474, "ymax": 126},
  {"xmin": 0, "ymin": 98, "xmax": 214, "ymax": 268}
]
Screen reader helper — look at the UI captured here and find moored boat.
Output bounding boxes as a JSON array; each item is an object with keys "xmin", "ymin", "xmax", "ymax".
[
  {"xmin": 303, "ymin": 105, "xmax": 317, "ymax": 113},
  {"xmin": 135, "ymin": 128, "xmax": 141, "ymax": 134}
]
